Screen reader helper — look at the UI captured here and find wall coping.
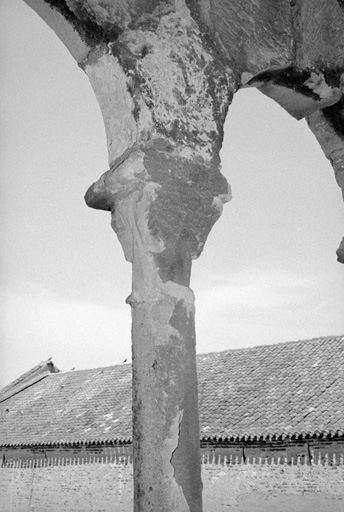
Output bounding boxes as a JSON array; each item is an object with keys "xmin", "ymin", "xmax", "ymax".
[{"xmin": 2, "ymin": 452, "xmax": 344, "ymax": 469}]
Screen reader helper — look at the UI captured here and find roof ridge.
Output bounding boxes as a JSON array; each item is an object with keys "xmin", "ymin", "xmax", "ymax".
[
  {"xmin": 196, "ymin": 335, "xmax": 344, "ymax": 359},
  {"xmin": 19, "ymin": 334, "xmax": 343, "ymax": 379},
  {"xmin": 2, "ymin": 335, "xmax": 342, "ymax": 390}
]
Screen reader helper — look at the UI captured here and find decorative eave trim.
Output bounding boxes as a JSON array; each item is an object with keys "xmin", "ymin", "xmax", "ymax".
[
  {"xmin": 2, "ymin": 430, "xmax": 344, "ymax": 448},
  {"xmin": 200, "ymin": 430, "xmax": 344, "ymax": 444},
  {"xmin": 0, "ymin": 438, "xmax": 132, "ymax": 448}
]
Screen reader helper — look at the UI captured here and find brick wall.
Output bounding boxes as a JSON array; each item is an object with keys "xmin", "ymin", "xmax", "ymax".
[
  {"xmin": 0, "ymin": 459, "xmax": 133, "ymax": 512},
  {"xmin": 1, "ymin": 457, "xmax": 344, "ymax": 512},
  {"xmin": 202, "ymin": 458, "xmax": 344, "ymax": 512}
]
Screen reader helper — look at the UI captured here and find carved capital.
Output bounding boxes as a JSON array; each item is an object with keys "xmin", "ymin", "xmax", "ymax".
[
  {"xmin": 86, "ymin": 141, "xmax": 230, "ymax": 285},
  {"xmin": 83, "ymin": 2, "xmax": 235, "ymax": 284}
]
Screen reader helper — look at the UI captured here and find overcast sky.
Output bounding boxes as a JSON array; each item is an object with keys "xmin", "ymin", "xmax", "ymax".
[{"xmin": 1, "ymin": 0, "xmax": 343, "ymax": 389}]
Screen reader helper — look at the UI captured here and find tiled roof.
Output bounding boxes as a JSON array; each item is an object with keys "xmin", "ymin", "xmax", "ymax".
[
  {"xmin": 0, "ymin": 335, "xmax": 343, "ymax": 446},
  {"xmin": 198, "ymin": 335, "xmax": 344, "ymax": 441}
]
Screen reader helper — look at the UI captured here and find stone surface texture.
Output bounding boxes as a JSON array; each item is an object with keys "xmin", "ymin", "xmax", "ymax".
[
  {"xmin": 2, "ymin": 459, "xmax": 344, "ymax": 512},
  {"xmin": 20, "ymin": 0, "xmax": 344, "ymax": 510},
  {"xmin": 307, "ymin": 102, "xmax": 344, "ymax": 262},
  {"xmin": 83, "ymin": 2, "xmax": 234, "ymax": 510}
]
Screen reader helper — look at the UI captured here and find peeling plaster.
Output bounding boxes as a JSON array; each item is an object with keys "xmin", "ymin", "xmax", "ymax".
[
  {"xmin": 162, "ymin": 409, "xmax": 190, "ymax": 511},
  {"xmin": 65, "ymin": 0, "xmax": 132, "ymax": 29},
  {"xmin": 305, "ymin": 72, "xmax": 340, "ymax": 100},
  {"xmin": 83, "ymin": 0, "xmax": 235, "ymax": 166},
  {"xmin": 85, "ymin": 54, "xmax": 144, "ymax": 163},
  {"xmin": 247, "ymin": 65, "xmax": 342, "ymax": 119},
  {"xmin": 307, "ymin": 109, "xmax": 344, "ymax": 191},
  {"xmin": 24, "ymin": 0, "xmax": 92, "ymax": 62},
  {"xmin": 130, "ymin": 282, "xmax": 200, "ymax": 510},
  {"xmin": 292, "ymin": 0, "xmax": 344, "ymax": 71},
  {"xmin": 307, "ymin": 107, "xmax": 344, "ymax": 262},
  {"xmin": 114, "ymin": 16, "xmax": 234, "ymax": 162}
]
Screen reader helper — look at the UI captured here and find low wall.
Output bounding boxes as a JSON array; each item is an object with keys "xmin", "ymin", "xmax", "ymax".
[
  {"xmin": 4, "ymin": 438, "xmax": 344, "ymax": 466},
  {"xmin": 1, "ymin": 456, "xmax": 344, "ymax": 512}
]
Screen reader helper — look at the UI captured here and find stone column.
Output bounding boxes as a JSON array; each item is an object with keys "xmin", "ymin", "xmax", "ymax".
[
  {"xmin": 83, "ymin": 4, "xmax": 237, "ymax": 510},
  {"xmin": 307, "ymin": 101, "xmax": 344, "ymax": 263}
]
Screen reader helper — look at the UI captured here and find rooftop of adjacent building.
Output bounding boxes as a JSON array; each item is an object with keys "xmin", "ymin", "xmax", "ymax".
[{"xmin": 1, "ymin": 335, "xmax": 343, "ymax": 446}]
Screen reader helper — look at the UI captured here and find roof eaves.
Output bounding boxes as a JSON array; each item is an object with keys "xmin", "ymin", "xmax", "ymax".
[
  {"xmin": 199, "ymin": 429, "xmax": 344, "ymax": 443},
  {"xmin": 0, "ymin": 437, "xmax": 133, "ymax": 448}
]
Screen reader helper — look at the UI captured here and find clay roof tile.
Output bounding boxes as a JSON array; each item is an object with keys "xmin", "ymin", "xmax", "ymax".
[{"xmin": 0, "ymin": 335, "xmax": 343, "ymax": 445}]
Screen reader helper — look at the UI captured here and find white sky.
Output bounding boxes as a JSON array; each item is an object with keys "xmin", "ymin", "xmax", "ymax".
[{"xmin": 1, "ymin": 0, "xmax": 343, "ymax": 388}]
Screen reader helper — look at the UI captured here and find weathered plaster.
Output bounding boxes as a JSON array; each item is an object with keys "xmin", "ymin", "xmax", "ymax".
[
  {"xmin": 189, "ymin": 0, "xmax": 293, "ymax": 74},
  {"xmin": 292, "ymin": 0, "xmax": 344, "ymax": 71},
  {"xmin": 240, "ymin": 1, "xmax": 344, "ymax": 119},
  {"xmin": 307, "ymin": 103, "xmax": 344, "ymax": 263},
  {"xmin": 85, "ymin": 57, "xmax": 148, "ymax": 164},
  {"xmin": 114, "ymin": 11, "xmax": 235, "ymax": 162},
  {"xmin": 85, "ymin": 129, "xmax": 223, "ymax": 510},
  {"xmin": 161, "ymin": 409, "xmax": 190, "ymax": 511},
  {"xmin": 247, "ymin": 66, "xmax": 342, "ymax": 119},
  {"xmin": 20, "ymin": 0, "xmax": 344, "ymax": 510},
  {"xmin": 23, "ymin": 0, "xmax": 92, "ymax": 61},
  {"xmin": 85, "ymin": 125, "xmax": 218, "ymax": 511},
  {"xmin": 65, "ymin": 0, "xmax": 133, "ymax": 30},
  {"xmin": 130, "ymin": 283, "xmax": 202, "ymax": 510},
  {"xmin": 308, "ymin": 110, "xmax": 344, "ymax": 193},
  {"xmin": 84, "ymin": 1, "xmax": 236, "ymax": 167}
]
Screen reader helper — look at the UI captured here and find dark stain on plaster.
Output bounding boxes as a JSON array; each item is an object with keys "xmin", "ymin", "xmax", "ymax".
[
  {"xmin": 336, "ymin": 237, "xmax": 344, "ymax": 263},
  {"xmin": 172, "ymin": 88, "xmax": 187, "ymax": 106},
  {"xmin": 131, "ymin": 295, "xmax": 201, "ymax": 507},
  {"xmin": 249, "ymin": 65, "xmax": 343, "ymax": 102},
  {"xmin": 168, "ymin": 300, "xmax": 203, "ymax": 512},
  {"xmin": 173, "ymin": 17, "xmax": 236, "ymax": 158},
  {"xmin": 43, "ymin": 0, "xmax": 122, "ymax": 46},
  {"xmin": 111, "ymin": 42, "xmax": 146, "ymax": 122},
  {"xmin": 152, "ymin": 118, "xmax": 197, "ymax": 150},
  {"xmin": 131, "ymin": 393, "xmax": 146, "ymax": 504},
  {"xmin": 155, "ymin": 237, "xmax": 193, "ymax": 286},
  {"xmin": 132, "ymin": 13, "xmax": 160, "ymax": 32},
  {"xmin": 249, "ymin": 66, "xmax": 320, "ymax": 101},
  {"xmin": 150, "ymin": 101, "xmax": 229, "ymax": 164},
  {"xmin": 185, "ymin": 0, "xmax": 291, "ymax": 78},
  {"xmin": 204, "ymin": 71, "xmax": 232, "ymax": 164},
  {"xmin": 140, "ymin": 44, "xmax": 151, "ymax": 58},
  {"xmin": 111, "ymin": 43, "xmax": 137, "ymax": 73},
  {"xmin": 110, "ymin": 19, "xmax": 234, "ymax": 160},
  {"xmin": 170, "ymin": 52, "xmax": 196, "ymax": 97},
  {"xmin": 322, "ymin": 98, "xmax": 344, "ymax": 139},
  {"xmin": 322, "ymin": 67, "xmax": 343, "ymax": 89},
  {"xmin": 185, "ymin": 0, "xmax": 232, "ymax": 66},
  {"xmin": 143, "ymin": 145, "xmax": 228, "ymax": 282}
]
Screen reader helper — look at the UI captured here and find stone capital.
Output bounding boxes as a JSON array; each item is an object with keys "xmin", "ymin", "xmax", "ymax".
[{"xmin": 85, "ymin": 141, "xmax": 231, "ymax": 286}]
